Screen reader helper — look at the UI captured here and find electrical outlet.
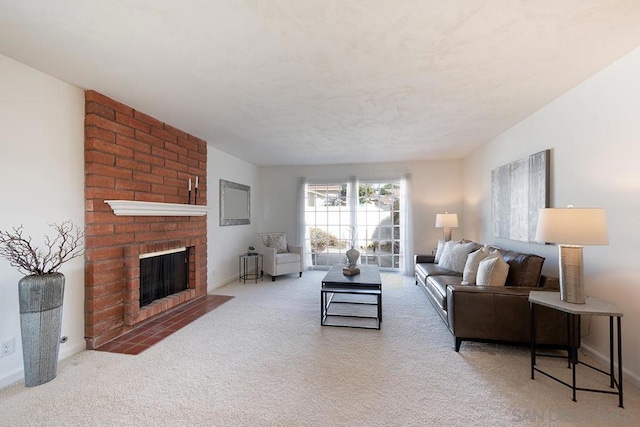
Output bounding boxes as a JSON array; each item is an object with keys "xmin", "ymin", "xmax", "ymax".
[{"xmin": 1, "ymin": 338, "xmax": 15, "ymax": 357}]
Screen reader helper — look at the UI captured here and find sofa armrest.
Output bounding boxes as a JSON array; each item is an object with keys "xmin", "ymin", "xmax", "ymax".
[
  {"xmin": 260, "ymin": 246, "xmax": 277, "ymax": 273},
  {"xmin": 287, "ymin": 244, "xmax": 302, "ymax": 255},
  {"xmin": 414, "ymin": 254, "xmax": 435, "ymax": 264},
  {"xmin": 447, "ymin": 285, "xmax": 534, "ymax": 297},
  {"xmin": 539, "ymin": 275, "xmax": 560, "ymax": 290},
  {"xmin": 446, "ymin": 285, "xmax": 542, "ymax": 323},
  {"xmin": 446, "ymin": 285, "xmax": 548, "ymax": 342},
  {"xmin": 446, "ymin": 285, "xmax": 573, "ymax": 347}
]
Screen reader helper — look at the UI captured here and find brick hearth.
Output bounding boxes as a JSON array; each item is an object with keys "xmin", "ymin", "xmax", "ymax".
[
  {"xmin": 84, "ymin": 90, "xmax": 207, "ymax": 349},
  {"xmin": 96, "ymin": 294, "xmax": 233, "ymax": 355}
]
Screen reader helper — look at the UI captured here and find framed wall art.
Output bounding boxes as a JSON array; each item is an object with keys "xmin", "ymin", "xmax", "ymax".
[{"xmin": 491, "ymin": 150, "xmax": 550, "ymax": 243}]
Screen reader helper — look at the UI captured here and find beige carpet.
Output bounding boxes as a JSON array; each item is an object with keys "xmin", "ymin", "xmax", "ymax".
[{"xmin": 1, "ymin": 271, "xmax": 638, "ymax": 426}]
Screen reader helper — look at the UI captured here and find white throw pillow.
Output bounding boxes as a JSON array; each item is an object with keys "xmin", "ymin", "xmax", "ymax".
[
  {"xmin": 438, "ymin": 241, "xmax": 478, "ymax": 273},
  {"xmin": 462, "ymin": 247, "xmax": 490, "ymax": 284},
  {"xmin": 436, "ymin": 240, "xmax": 456, "ymax": 265},
  {"xmin": 434, "ymin": 240, "xmax": 445, "ymax": 263},
  {"xmin": 476, "ymin": 252, "xmax": 509, "ymax": 287}
]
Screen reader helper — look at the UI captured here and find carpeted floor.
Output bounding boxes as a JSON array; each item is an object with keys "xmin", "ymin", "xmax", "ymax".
[{"xmin": 1, "ymin": 271, "xmax": 638, "ymax": 426}]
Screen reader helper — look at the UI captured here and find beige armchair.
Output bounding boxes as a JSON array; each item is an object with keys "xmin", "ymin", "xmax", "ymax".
[{"xmin": 257, "ymin": 232, "xmax": 303, "ymax": 281}]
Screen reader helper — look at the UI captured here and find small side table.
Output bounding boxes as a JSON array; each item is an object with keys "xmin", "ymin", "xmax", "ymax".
[
  {"xmin": 529, "ymin": 291, "xmax": 623, "ymax": 407},
  {"xmin": 239, "ymin": 253, "xmax": 263, "ymax": 284}
]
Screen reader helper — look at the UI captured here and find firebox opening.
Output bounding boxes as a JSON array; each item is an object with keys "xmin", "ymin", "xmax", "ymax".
[{"xmin": 140, "ymin": 247, "xmax": 189, "ymax": 307}]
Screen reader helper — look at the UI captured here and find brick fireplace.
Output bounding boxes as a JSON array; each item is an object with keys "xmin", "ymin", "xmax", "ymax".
[{"xmin": 84, "ymin": 90, "xmax": 207, "ymax": 349}]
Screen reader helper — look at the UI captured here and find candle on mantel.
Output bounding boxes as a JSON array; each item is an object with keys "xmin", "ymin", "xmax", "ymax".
[
  {"xmin": 188, "ymin": 178, "xmax": 192, "ymax": 191},
  {"xmin": 195, "ymin": 176, "xmax": 199, "ymax": 189}
]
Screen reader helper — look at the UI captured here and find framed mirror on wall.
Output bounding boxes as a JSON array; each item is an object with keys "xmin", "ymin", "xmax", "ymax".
[{"xmin": 220, "ymin": 179, "xmax": 250, "ymax": 226}]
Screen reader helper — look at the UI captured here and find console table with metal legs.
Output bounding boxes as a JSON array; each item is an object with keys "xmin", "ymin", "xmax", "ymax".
[{"xmin": 529, "ymin": 291, "xmax": 623, "ymax": 408}]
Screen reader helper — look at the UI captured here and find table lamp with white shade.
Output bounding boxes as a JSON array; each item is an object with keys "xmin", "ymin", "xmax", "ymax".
[
  {"xmin": 435, "ymin": 212, "xmax": 458, "ymax": 242},
  {"xmin": 535, "ymin": 206, "xmax": 609, "ymax": 304}
]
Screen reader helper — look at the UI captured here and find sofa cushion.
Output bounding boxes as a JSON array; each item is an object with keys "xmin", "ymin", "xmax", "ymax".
[
  {"xmin": 438, "ymin": 241, "xmax": 480, "ymax": 273},
  {"xmin": 492, "ymin": 248, "xmax": 545, "ymax": 287},
  {"xmin": 462, "ymin": 247, "xmax": 490, "ymax": 284},
  {"xmin": 427, "ymin": 275, "xmax": 464, "ymax": 310},
  {"xmin": 275, "ymin": 252, "xmax": 300, "ymax": 265},
  {"xmin": 476, "ymin": 252, "xmax": 510, "ymax": 287},
  {"xmin": 416, "ymin": 262, "xmax": 460, "ymax": 278}
]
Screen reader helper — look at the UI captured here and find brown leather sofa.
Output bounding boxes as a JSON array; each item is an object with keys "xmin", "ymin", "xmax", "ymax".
[{"xmin": 415, "ymin": 244, "xmax": 575, "ymax": 352}]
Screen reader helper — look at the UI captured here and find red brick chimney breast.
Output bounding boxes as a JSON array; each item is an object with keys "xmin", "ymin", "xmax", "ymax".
[{"xmin": 84, "ymin": 90, "xmax": 207, "ymax": 349}]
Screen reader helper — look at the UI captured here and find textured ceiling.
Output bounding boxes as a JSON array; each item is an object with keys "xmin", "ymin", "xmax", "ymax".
[{"xmin": 2, "ymin": 1, "xmax": 640, "ymax": 166}]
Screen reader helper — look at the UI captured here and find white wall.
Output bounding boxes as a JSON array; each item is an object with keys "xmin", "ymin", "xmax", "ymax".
[
  {"xmin": 257, "ymin": 160, "xmax": 464, "ymax": 260},
  {"xmin": 463, "ymin": 46, "xmax": 640, "ymax": 384},
  {"xmin": 207, "ymin": 148, "xmax": 260, "ymax": 289},
  {"xmin": 0, "ymin": 55, "xmax": 85, "ymax": 388}
]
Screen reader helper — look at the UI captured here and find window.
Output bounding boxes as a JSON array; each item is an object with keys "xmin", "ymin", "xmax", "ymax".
[
  {"xmin": 304, "ymin": 179, "xmax": 402, "ymax": 270},
  {"xmin": 305, "ymin": 183, "xmax": 349, "ymax": 268},
  {"xmin": 358, "ymin": 181, "xmax": 401, "ymax": 269}
]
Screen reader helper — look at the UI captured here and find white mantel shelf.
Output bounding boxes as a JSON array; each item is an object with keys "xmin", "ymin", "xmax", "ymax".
[{"xmin": 105, "ymin": 200, "xmax": 208, "ymax": 216}]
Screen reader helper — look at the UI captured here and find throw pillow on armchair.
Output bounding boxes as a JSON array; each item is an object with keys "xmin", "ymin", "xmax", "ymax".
[{"xmin": 267, "ymin": 234, "xmax": 288, "ymax": 253}]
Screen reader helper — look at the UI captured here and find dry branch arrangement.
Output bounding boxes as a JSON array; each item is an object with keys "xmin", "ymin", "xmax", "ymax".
[{"xmin": 0, "ymin": 221, "xmax": 84, "ymax": 276}]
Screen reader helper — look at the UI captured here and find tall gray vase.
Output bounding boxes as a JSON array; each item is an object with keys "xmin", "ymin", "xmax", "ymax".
[{"xmin": 18, "ymin": 273, "xmax": 65, "ymax": 387}]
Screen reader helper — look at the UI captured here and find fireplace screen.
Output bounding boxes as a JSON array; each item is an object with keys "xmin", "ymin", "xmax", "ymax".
[{"xmin": 140, "ymin": 248, "xmax": 189, "ymax": 307}]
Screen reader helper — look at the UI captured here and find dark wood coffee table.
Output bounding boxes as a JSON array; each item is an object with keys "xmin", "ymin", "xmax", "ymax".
[{"xmin": 321, "ymin": 264, "xmax": 382, "ymax": 330}]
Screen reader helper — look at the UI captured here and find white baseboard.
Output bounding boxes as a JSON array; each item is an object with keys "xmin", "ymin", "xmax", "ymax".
[
  {"xmin": 207, "ymin": 274, "xmax": 239, "ymax": 292},
  {"xmin": 59, "ymin": 341, "xmax": 86, "ymax": 360},
  {"xmin": 0, "ymin": 368, "xmax": 24, "ymax": 390},
  {"xmin": 0, "ymin": 341, "xmax": 85, "ymax": 390},
  {"xmin": 580, "ymin": 343, "xmax": 640, "ymax": 389}
]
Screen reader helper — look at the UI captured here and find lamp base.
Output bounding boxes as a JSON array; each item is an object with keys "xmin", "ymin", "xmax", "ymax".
[
  {"xmin": 558, "ymin": 245, "xmax": 585, "ymax": 304},
  {"xmin": 442, "ymin": 228, "xmax": 452, "ymax": 242}
]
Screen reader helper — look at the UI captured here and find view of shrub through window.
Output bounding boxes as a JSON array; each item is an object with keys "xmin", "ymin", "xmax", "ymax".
[{"xmin": 305, "ymin": 181, "xmax": 401, "ymax": 270}]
